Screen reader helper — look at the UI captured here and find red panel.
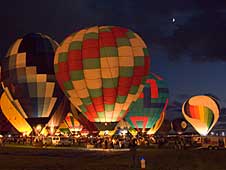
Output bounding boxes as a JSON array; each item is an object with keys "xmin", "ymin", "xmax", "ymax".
[
  {"xmin": 111, "ymin": 27, "xmax": 128, "ymax": 38},
  {"xmin": 118, "ymin": 86, "xmax": 130, "ymax": 96},
  {"xmin": 118, "ymin": 77, "xmax": 132, "ymax": 87},
  {"xmin": 83, "ymin": 39, "xmax": 99, "ymax": 48},
  {"xmin": 131, "ymin": 77, "xmax": 142, "ymax": 86},
  {"xmin": 82, "ymin": 47, "xmax": 99, "ymax": 58},
  {"xmin": 189, "ymin": 105, "xmax": 200, "ymax": 119},
  {"xmin": 139, "ymin": 92, "xmax": 144, "ymax": 98},
  {"xmin": 58, "ymin": 62, "xmax": 68, "ymax": 73},
  {"xmin": 68, "ymin": 51, "xmax": 83, "ymax": 70},
  {"xmin": 94, "ymin": 104, "xmax": 105, "ymax": 112},
  {"xmin": 92, "ymin": 97, "xmax": 104, "ymax": 112},
  {"xmin": 130, "ymin": 116, "xmax": 149, "ymax": 131},
  {"xmin": 133, "ymin": 66, "xmax": 145, "ymax": 76},
  {"xmin": 103, "ymin": 88, "xmax": 117, "ymax": 104},
  {"xmin": 103, "ymin": 88, "xmax": 117, "ymax": 97},
  {"xmin": 146, "ymin": 79, "xmax": 158, "ymax": 98},
  {"xmin": 99, "ymin": 37, "xmax": 116, "ymax": 48},
  {"xmin": 104, "ymin": 96, "xmax": 115, "ymax": 104}
]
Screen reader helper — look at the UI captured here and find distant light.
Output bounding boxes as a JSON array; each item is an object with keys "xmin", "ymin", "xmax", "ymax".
[
  {"xmin": 36, "ymin": 124, "xmax": 42, "ymax": 132},
  {"xmin": 222, "ymin": 132, "xmax": 225, "ymax": 136},
  {"xmin": 121, "ymin": 129, "xmax": 128, "ymax": 135},
  {"xmin": 210, "ymin": 132, "xmax": 215, "ymax": 135},
  {"xmin": 8, "ymin": 134, "xmax": 11, "ymax": 138},
  {"xmin": 104, "ymin": 130, "xmax": 109, "ymax": 135}
]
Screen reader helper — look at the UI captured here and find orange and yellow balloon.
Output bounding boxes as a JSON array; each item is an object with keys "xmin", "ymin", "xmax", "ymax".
[{"xmin": 182, "ymin": 95, "xmax": 220, "ymax": 136}]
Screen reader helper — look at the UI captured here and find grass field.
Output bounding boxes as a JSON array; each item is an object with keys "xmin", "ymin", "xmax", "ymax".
[{"xmin": 0, "ymin": 146, "xmax": 226, "ymax": 170}]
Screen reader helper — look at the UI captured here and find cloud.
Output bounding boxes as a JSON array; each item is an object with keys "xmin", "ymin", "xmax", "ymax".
[{"xmin": 157, "ymin": 9, "xmax": 226, "ymax": 62}]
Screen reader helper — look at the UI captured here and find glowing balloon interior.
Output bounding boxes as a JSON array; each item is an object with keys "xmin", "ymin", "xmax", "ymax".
[
  {"xmin": 182, "ymin": 95, "xmax": 220, "ymax": 136},
  {"xmin": 125, "ymin": 73, "xmax": 169, "ymax": 132}
]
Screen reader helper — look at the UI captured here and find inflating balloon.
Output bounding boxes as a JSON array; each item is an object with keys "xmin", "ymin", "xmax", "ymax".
[
  {"xmin": 182, "ymin": 95, "xmax": 220, "ymax": 136},
  {"xmin": 54, "ymin": 26, "xmax": 150, "ymax": 130}
]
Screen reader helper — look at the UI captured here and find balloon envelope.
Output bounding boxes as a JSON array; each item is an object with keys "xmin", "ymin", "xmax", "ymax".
[
  {"xmin": 1, "ymin": 33, "xmax": 64, "ymax": 131},
  {"xmin": 125, "ymin": 73, "xmax": 169, "ymax": 132},
  {"xmin": 182, "ymin": 95, "xmax": 220, "ymax": 136},
  {"xmin": 171, "ymin": 118, "xmax": 187, "ymax": 134},
  {"xmin": 147, "ymin": 111, "xmax": 165, "ymax": 135},
  {"xmin": 54, "ymin": 26, "xmax": 150, "ymax": 130}
]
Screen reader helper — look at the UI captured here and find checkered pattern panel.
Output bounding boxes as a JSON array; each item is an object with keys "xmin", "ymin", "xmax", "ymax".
[
  {"xmin": 125, "ymin": 72, "xmax": 169, "ymax": 131},
  {"xmin": 1, "ymin": 33, "xmax": 64, "ymax": 120},
  {"xmin": 54, "ymin": 26, "xmax": 150, "ymax": 124}
]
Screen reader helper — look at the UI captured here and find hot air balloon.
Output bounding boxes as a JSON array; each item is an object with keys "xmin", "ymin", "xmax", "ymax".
[
  {"xmin": 64, "ymin": 112, "xmax": 83, "ymax": 133},
  {"xmin": 125, "ymin": 72, "xmax": 169, "ymax": 132},
  {"xmin": 54, "ymin": 26, "xmax": 150, "ymax": 130},
  {"xmin": 1, "ymin": 33, "xmax": 64, "ymax": 134},
  {"xmin": 41, "ymin": 96, "xmax": 70, "ymax": 136},
  {"xmin": 182, "ymin": 95, "xmax": 220, "ymax": 136},
  {"xmin": 147, "ymin": 111, "xmax": 165, "ymax": 135},
  {"xmin": 171, "ymin": 118, "xmax": 187, "ymax": 135}
]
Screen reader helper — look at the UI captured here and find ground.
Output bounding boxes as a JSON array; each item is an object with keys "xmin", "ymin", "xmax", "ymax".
[{"xmin": 0, "ymin": 145, "xmax": 226, "ymax": 170}]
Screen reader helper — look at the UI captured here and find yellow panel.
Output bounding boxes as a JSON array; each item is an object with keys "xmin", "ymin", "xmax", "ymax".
[
  {"xmin": 129, "ymin": 38, "xmax": 142, "ymax": 47},
  {"xmin": 83, "ymin": 69, "xmax": 101, "ymax": 79},
  {"xmin": 77, "ymin": 88, "xmax": 89, "ymax": 98},
  {"xmin": 67, "ymin": 89, "xmax": 79, "ymax": 98},
  {"xmin": 101, "ymin": 57, "xmax": 119, "ymax": 68},
  {"xmin": 70, "ymin": 97, "xmax": 83, "ymax": 107},
  {"xmin": 8, "ymin": 38, "xmax": 23, "ymax": 56},
  {"xmin": 45, "ymin": 82, "xmax": 54, "ymax": 97},
  {"xmin": 105, "ymin": 111, "xmax": 113, "ymax": 122},
  {"xmin": 26, "ymin": 67, "xmax": 37, "ymax": 75},
  {"xmin": 99, "ymin": 26, "xmax": 110, "ymax": 29},
  {"xmin": 134, "ymin": 33, "xmax": 147, "ymax": 48},
  {"xmin": 71, "ymin": 29, "xmax": 86, "ymax": 41},
  {"xmin": 16, "ymin": 53, "xmax": 26, "ymax": 68},
  {"xmin": 72, "ymin": 80, "xmax": 87, "ymax": 90},
  {"xmin": 37, "ymin": 74, "xmax": 47, "ymax": 82},
  {"xmin": 132, "ymin": 47, "xmax": 145, "ymax": 56},
  {"xmin": 101, "ymin": 67, "xmax": 118, "ymax": 78},
  {"xmin": 0, "ymin": 92, "xmax": 32, "ymax": 135},
  {"xmin": 86, "ymin": 26, "xmax": 98, "ymax": 33},
  {"xmin": 119, "ymin": 56, "xmax": 134, "ymax": 67},
  {"xmin": 86, "ymin": 79, "xmax": 102, "ymax": 89},
  {"xmin": 118, "ymin": 46, "xmax": 133, "ymax": 57}
]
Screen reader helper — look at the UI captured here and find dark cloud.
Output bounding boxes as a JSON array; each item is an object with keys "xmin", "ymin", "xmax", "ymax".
[{"xmin": 157, "ymin": 8, "xmax": 226, "ymax": 62}]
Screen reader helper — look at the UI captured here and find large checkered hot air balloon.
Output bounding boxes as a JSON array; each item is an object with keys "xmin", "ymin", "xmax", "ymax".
[
  {"xmin": 125, "ymin": 72, "xmax": 169, "ymax": 132},
  {"xmin": 1, "ymin": 33, "xmax": 64, "ymax": 134},
  {"xmin": 54, "ymin": 26, "xmax": 150, "ymax": 130},
  {"xmin": 182, "ymin": 95, "xmax": 220, "ymax": 136}
]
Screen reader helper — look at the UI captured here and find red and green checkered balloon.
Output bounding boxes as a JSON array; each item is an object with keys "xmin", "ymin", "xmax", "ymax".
[{"xmin": 54, "ymin": 26, "xmax": 150, "ymax": 129}]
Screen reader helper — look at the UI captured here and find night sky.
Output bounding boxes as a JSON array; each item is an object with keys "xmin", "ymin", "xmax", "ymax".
[{"xmin": 1, "ymin": 0, "xmax": 226, "ymax": 121}]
